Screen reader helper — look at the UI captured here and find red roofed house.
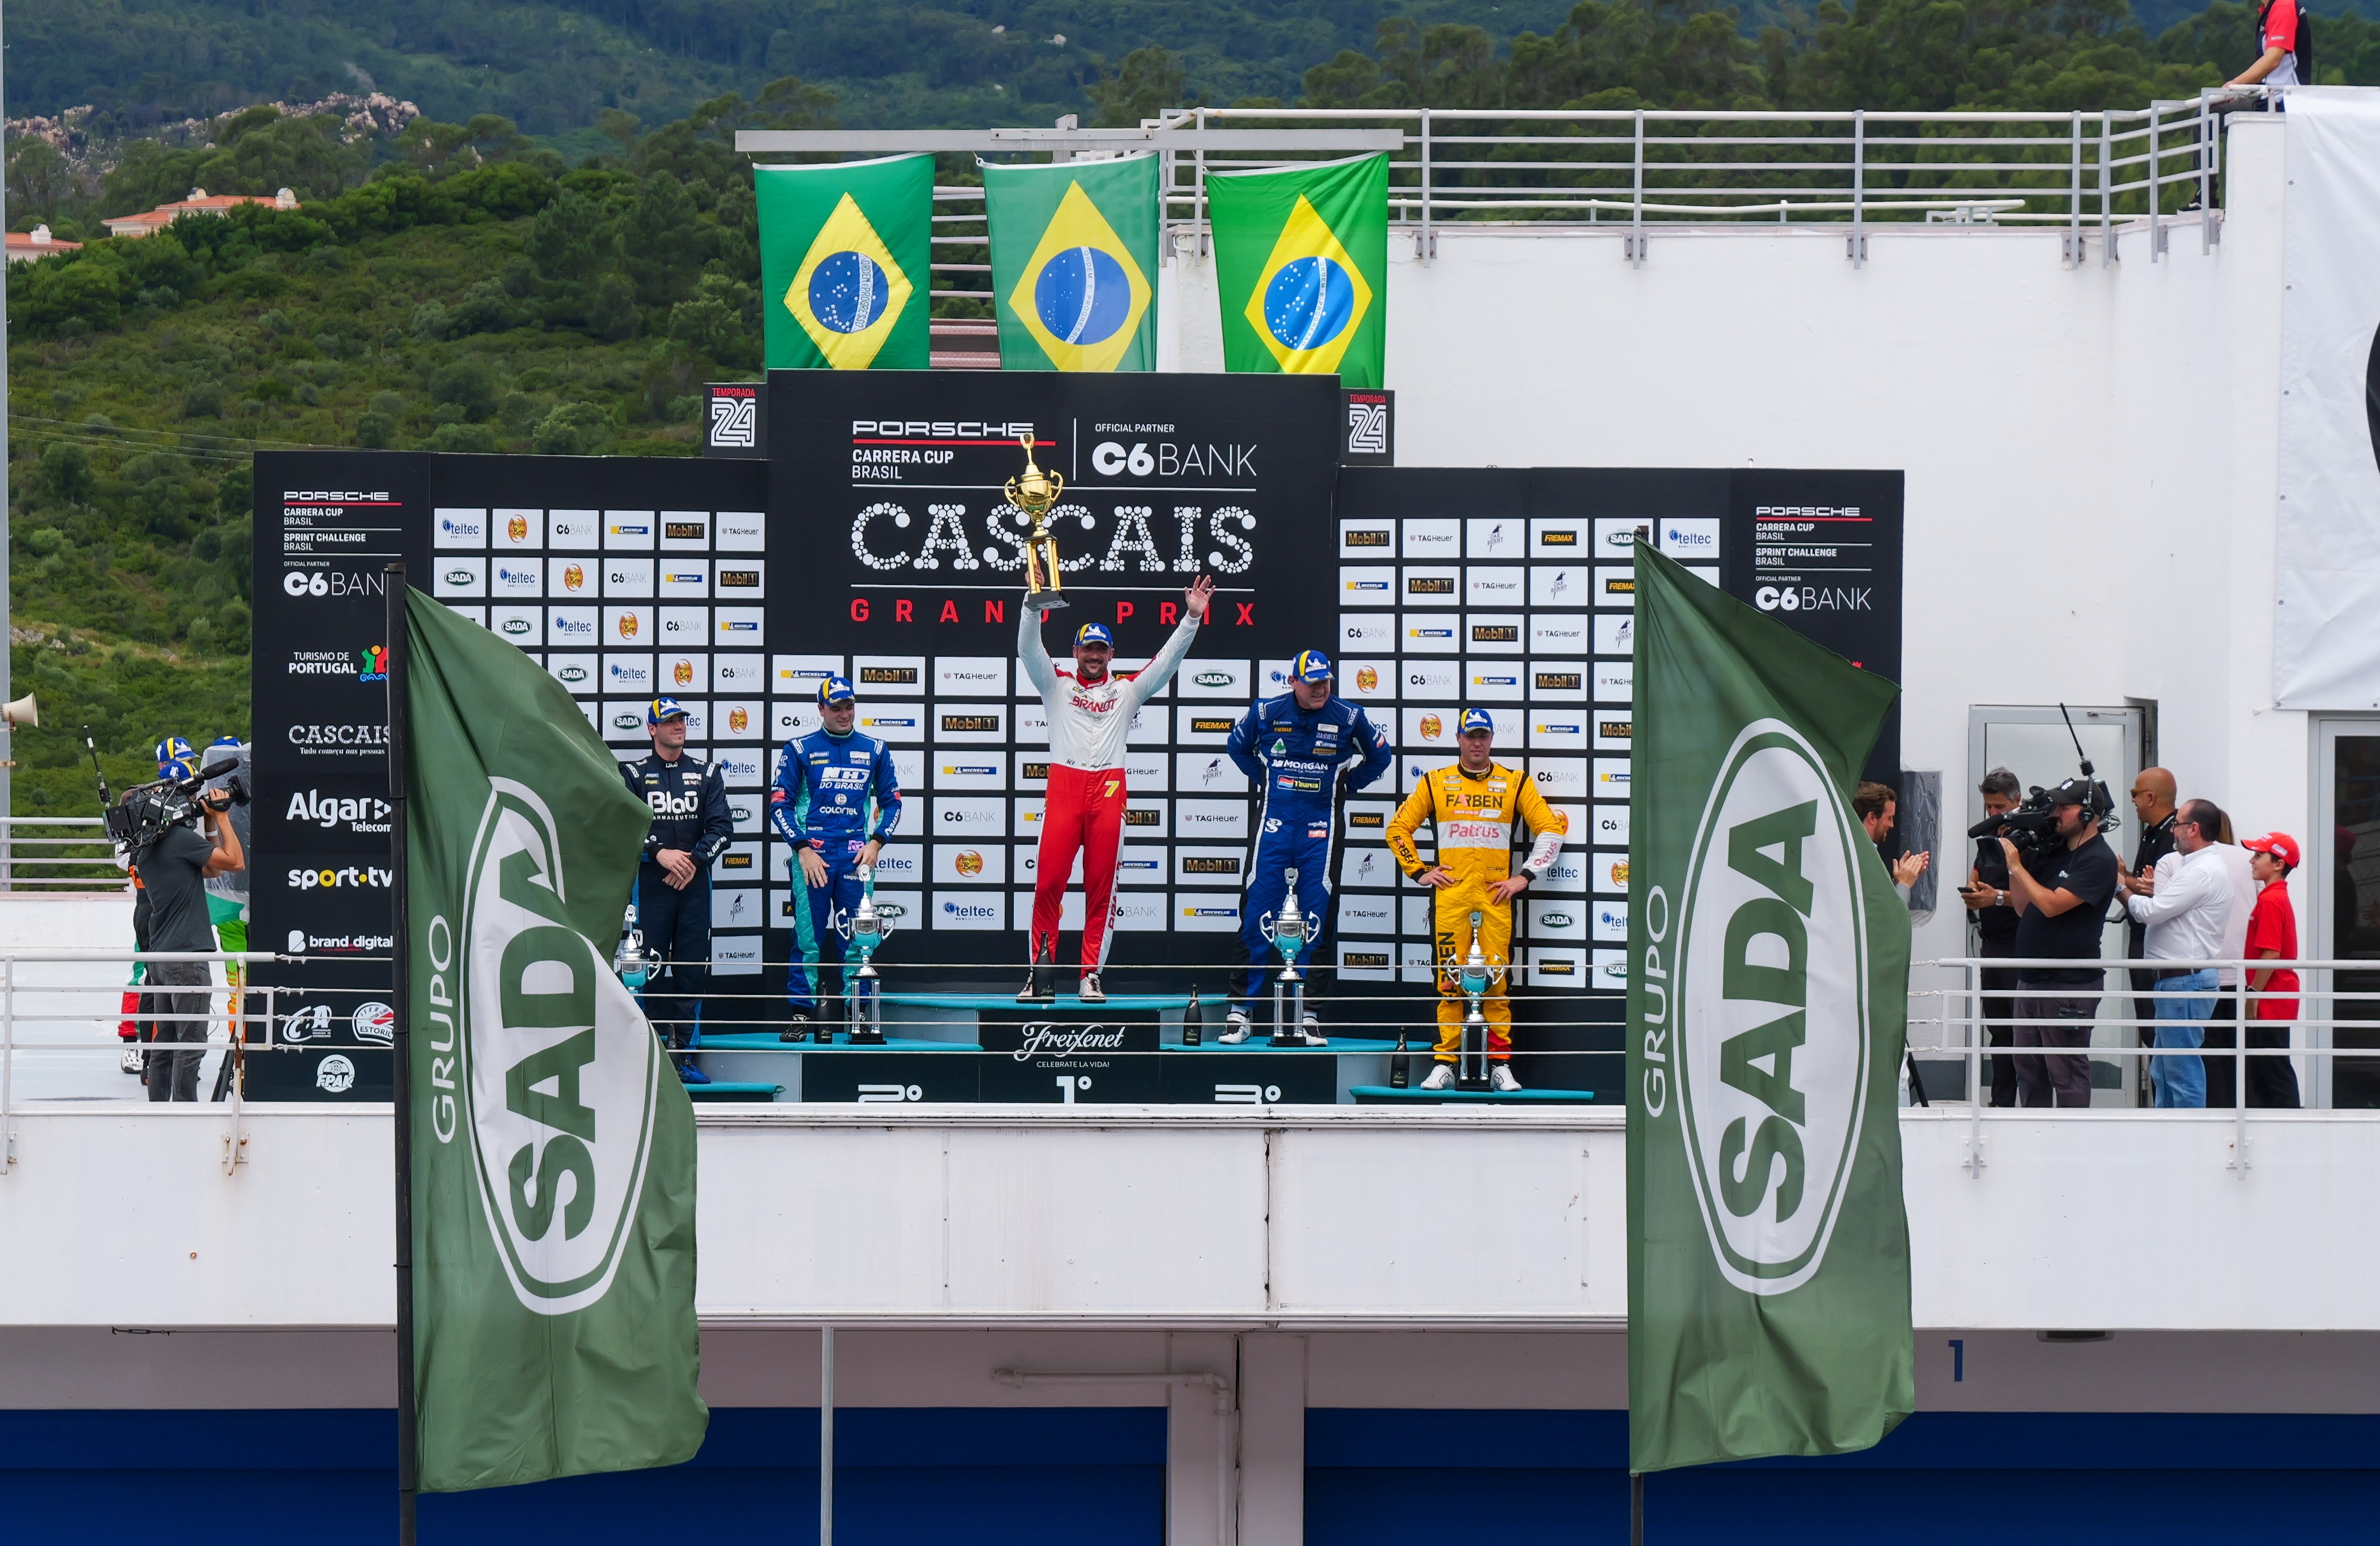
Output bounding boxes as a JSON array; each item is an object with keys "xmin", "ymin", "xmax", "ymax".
[
  {"xmin": 102, "ymin": 186, "xmax": 299, "ymax": 240},
  {"xmin": 5, "ymin": 224, "xmax": 83, "ymax": 263}
]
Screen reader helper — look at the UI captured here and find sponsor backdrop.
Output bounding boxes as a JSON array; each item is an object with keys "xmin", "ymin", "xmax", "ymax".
[{"xmin": 256, "ymin": 407, "xmax": 1900, "ymax": 1100}]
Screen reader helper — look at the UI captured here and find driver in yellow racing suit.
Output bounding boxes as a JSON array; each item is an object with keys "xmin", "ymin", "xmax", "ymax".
[{"xmin": 1386, "ymin": 708, "xmax": 1568, "ymax": 1092}]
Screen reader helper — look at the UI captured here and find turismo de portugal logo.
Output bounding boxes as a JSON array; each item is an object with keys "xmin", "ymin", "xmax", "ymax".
[
  {"xmin": 448, "ymin": 778, "xmax": 660, "ymax": 1315},
  {"xmin": 1672, "ymin": 720, "xmax": 1870, "ymax": 1296}
]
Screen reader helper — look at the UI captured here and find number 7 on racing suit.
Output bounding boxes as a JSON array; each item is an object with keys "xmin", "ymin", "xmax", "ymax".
[{"xmin": 770, "ymin": 675, "xmax": 903, "ymax": 1024}]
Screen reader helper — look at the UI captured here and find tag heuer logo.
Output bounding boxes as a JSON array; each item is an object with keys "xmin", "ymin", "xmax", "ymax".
[
  {"xmin": 1194, "ymin": 671, "xmax": 1234, "ymax": 687},
  {"xmin": 458, "ymin": 784, "xmax": 660, "ymax": 1314},
  {"xmin": 1673, "ymin": 719, "xmax": 1870, "ymax": 1296}
]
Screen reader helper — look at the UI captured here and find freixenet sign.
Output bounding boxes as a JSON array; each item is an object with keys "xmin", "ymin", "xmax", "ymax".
[{"xmin": 1626, "ymin": 542, "xmax": 1913, "ymax": 1475}]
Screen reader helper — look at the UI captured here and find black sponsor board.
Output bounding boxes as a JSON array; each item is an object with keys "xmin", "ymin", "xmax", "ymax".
[
  {"xmin": 1158, "ymin": 1051, "xmax": 1338, "ymax": 1106},
  {"xmin": 975, "ymin": 1007, "xmax": 1164, "ymax": 1104},
  {"xmin": 800, "ymin": 1050, "xmax": 981, "ymax": 1104}
]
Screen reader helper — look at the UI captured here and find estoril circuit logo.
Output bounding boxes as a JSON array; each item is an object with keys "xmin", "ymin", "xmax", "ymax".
[
  {"xmin": 1671, "ymin": 720, "xmax": 1870, "ymax": 1297},
  {"xmin": 448, "ymin": 779, "xmax": 662, "ymax": 1316}
]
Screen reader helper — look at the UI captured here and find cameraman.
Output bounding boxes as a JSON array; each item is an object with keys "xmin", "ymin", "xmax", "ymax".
[
  {"xmin": 141, "ymin": 769, "xmax": 246, "ymax": 1101},
  {"xmin": 2000, "ymin": 778, "xmax": 2119, "ymax": 1109},
  {"xmin": 1959, "ymin": 768, "xmax": 2025, "ymax": 1107}
]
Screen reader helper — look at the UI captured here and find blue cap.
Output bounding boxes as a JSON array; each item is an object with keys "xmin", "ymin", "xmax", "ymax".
[
  {"xmin": 208, "ymin": 735, "xmax": 244, "ymax": 751},
  {"xmin": 818, "ymin": 675, "xmax": 856, "ymax": 708},
  {"xmin": 1291, "ymin": 649, "xmax": 1333, "ymax": 683},
  {"xmin": 1073, "ymin": 622, "xmax": 1115, "ymax": 649},
  {"xmin": 646, "ymin": 696, "xmax": 689, "ymax": 726},
  {"xmin": 155, "ymin": 736, "xmax": 194, "ymax": 766},
  {"xmin": 1459, "ymin": 707, "xmax": 1495, "ymax": 735}
]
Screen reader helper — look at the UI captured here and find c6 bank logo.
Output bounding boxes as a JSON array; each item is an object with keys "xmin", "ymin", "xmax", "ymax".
[
  {"xmin": 1670, "ymin": 720, "xmax": 1869, "ymax": 1297},
  {"xmin": 444, "ymin": 778, "xmax": 660, "ymax": 1315}
]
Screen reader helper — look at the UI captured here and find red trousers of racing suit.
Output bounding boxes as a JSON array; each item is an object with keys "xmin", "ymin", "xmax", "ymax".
[{"xmin": 1032, "ymin": 765, "xmax": 1127, "ymax": 971}]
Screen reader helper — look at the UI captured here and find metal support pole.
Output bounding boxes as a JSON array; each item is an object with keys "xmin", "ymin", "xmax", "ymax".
[
  {"xmin": 387, "ymin": 564, "xmax": 418, "ymax": 1546},
  {"xmin": 2100, "ymin": 110, "xmax": 2113, "ymax": 267},
  {"xmin": 2201, "ymin": 90, "xmax": 2215, "ymax": 253},
  {"xmin": 2, "ymin": 959, "xmax": 14, "ymax": 1176},
  {"xmin": 1194, "ymin": 109, "xmax": 1209, "ymax": 259},
  {"xmin": 1630, "ymin": 110, "xmax": 1644, "ymax": 266},
  {"xmin": 1418, "ymin": 108, "xmax": 1433, "ymax": 262},
  {"xmin": 2233, "ymin": 972, "xmax": 2250, "ymax": 1171},
  {"xmin": 1851, "ymin": 109, "xmax": 1866, "ymax": 267},
  {"xmin": 1631, "ymin": 1473, "xmax": 1644, "ymax": 1546},
  {"xmin": 820, "ymin": 1325, "xmax": 836, "ymax": 1546},
  {"xmin": 2149, "ymin": 100, "xmax": 2163, "ymax": 262},
  {"xmin": 1, "ymin": 0, "xmax": 14, "ymax": 840},
  {"xmin": 1965, "ymin": 962, "xmax": 1985, "ymax": 1177},
  {"xmin": 2068, "ymin": 110, "xmax": 2082, "ymax": 266}
]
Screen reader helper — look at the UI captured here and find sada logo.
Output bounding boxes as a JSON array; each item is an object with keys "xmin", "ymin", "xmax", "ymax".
[
  {"xmin": 558, "ymin": 663, "xmax": 590, "ymax": 686},
  {"xmin": 1194, "ymin": 671, "xmax": 1234, "ymax": 689},
  {"xmin": 1672, "ymin": 720, "xmax": 1870, "ymax": 1296},
  {"xmin": 499, "ymin": 616, "xmax": 533, "ymax": 638},
  {"xmin": 452, "ymin": 780, "xmax": 662, "ymax": 1314}
]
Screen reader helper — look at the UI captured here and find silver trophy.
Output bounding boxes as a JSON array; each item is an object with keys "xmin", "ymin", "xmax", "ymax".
[
  {"xmin": 1263, "ymin": 869, "xmax": 1326, "ymax": 1047},
  {"xmin": 845, "ymin": 870, "xmax": 890, "ymax": 1044},
  {"xmin": 614, "ymin": 904, "xmax": 655, "ymax": 991},
  {"xmin": 1456, "ymin": 909, "xmax": 1500, "ymax": 1089}
]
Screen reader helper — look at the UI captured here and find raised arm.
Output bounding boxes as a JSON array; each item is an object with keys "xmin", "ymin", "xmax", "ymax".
[
  {"xmin": 1018, "ymin": 601, "xmax": 1058, "ymax": 698},
  {"xmin": 1125, "ymin": 579, "xmax": 1212, "ymax": 706}
]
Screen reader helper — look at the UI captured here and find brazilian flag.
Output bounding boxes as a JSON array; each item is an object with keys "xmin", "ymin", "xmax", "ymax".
[
  {"xmin": 984, "ymin": 154, "xmax": 1159, "ymax": 372},
  {"xmin": 755, "ymin": 155, "xmax": 932, "ymax": 370},
  {"xmin": 1208, "ymin": 153, "xmax": 1389, "ymax": 390}
]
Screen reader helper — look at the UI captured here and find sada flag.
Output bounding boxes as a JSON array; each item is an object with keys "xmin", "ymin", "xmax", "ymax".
[
  {"xmin": 756, "ymin": 154, "xmax": 931, "ymax": 370},
  {"xmin": 984, "ymin": 154, "xmax": 1159, "ymax": 372},
  {"xmin": 402, "ymin": 590, "xmax": 705, "ymax": 1490},
  {"xmin": 1208, "ymin": 152, "xmax": 1388, "ymax": 389},
  {"xmin": 1625, "ymin": 542, "xmax": 1914, "ymax": 1474}
]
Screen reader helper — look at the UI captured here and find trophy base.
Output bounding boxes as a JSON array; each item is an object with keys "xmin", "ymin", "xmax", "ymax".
[{"xmin": 1026, "ymin": 592, "xmax": 1069, "ymax": 614}]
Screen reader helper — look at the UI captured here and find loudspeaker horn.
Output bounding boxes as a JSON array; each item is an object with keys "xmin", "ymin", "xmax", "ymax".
[{"xmin": 2, "ymin": 693, "xmax": 39, "ymax": 728}]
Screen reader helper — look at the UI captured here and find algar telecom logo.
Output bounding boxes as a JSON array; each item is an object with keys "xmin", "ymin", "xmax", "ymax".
[
  {"xmin": 442, "ymin": 779, "xmax": 661, "ymax": 1316},
  {"xmin": 1669, "ymin": 719, "xmax": 1870, "ymax": 1298}
]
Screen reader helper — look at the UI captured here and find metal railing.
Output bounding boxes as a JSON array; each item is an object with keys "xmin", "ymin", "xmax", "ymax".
[
  {"xmin": 1910, "ymin": 955, "xmax": 2374, "ymax": 1174},
  {"xmin": 916, "ymin": 89, "xmax": 2274, "ymax": 303},
  {"xmin": 0, "ymin": 818, "xmax": 130, "ymax": 892}
]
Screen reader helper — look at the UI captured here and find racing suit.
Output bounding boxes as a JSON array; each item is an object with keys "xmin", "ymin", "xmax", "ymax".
[
  {"xmin": 1019, "ymin": 601, "xmax": 1202, "ymax": 971},
  {"xmin": 770, "ymin": 727, "xmax": 903, "ymax": 1016},
  {"xmin": 1227, "ymin": 692, "xmax": 1393, "ymax": 1024},
  {"xmin": 621, "ymin": 750, "xmax": 734, "ymax": 1047},
  {"xmin": 1386, "ymin": 762, "xmax": 1568, "ymax": 1063}
]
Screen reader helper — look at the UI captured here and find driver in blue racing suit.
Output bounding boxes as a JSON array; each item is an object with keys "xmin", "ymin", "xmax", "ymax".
[
  {"xmin": 621, "ymin": 697, "xmax": 734, "ymax": 1083},
  {"xmin": 1223, "ymin": 650, "xmax": 1393, "ymax": 1045},
  {"xmin": 771, "ymin": 674, "xmax": 903, "ymax": 1039}
]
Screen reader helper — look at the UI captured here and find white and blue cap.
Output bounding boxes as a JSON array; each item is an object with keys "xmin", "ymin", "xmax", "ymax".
[
  {"xmin": 818, "ymin": 674, "xmax": 856, "ymax": 707},
  {"xmin": 646, "ymin": 696, "xmax": 690, "ymax": 726},
  {"xmin": 1459, "ymin": 707, "xmax": 1495, "ymax": 735},
  {"xmin": 1291, "ymin": 649, "xmax": 1333, "ymax": 682},
  {"xmin": 1073, "ymin": 622, "xmax": 1115, "ymax": 649},
  {"xmin": 154, "ymin": 736, "xmax": 197, "ymax": 781}
]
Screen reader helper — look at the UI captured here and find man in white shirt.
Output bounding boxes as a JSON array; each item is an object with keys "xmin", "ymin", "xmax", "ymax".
[{"xmin": 2126, "ymin": 798, "xmax": 2232, "ymax": 1108}]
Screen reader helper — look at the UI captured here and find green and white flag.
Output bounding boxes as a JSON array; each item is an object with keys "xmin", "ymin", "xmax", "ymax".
[
  {"xmin": 403, "ymin": 590, "xmax": 705, "ymax": 1491},
  {"xmin": 755, "ymin": 154, "xmax": 933, "ymax": 371},
  {"xmin": 984, "ymin": 154, "xmax": 1160, "ymax": 372},
  {"xmin": 1626, "ymin": 542, "xmax": 1914, "ymax": 1475},
  {"xmin": 1207, "ymin": 152, "xmax": 1389, "ymax": 390}
]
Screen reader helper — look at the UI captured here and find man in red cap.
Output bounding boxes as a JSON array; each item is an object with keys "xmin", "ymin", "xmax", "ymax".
[{"xmin": 2239, "ymin": 831, "xmax": 2304, "ymax": 1108}]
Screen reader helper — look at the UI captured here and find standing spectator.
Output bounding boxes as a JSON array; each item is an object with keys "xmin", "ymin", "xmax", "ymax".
[
  {"xmin": 2126, "ymin": 798, "xmax": 2233, "ymax": 1109},
  {"xmin": 2002, "ymin": 779, "xmax": 2120, "ymax": 1109},
  {"xmin": 2240, "ymin": 832, "xmax": 2306, "ymax": 1109},
  {"xmin": 2199, "ymin": 804, "xmax": 2261, "ymax": 1110},
  {"xmin": 2119, "ymin": 768, "xmax": 2180, "ymax": 1085},
  {"xmin": 1856, "ymin": 780, "xmax": 1930, "ymax": 897},
  {"xmin": 2229, "ymin": 0, "xmax": 2303, "ymax": 89},
  {"xmin": 1961, "ymin": 768, "xmax": 2026, "ymax": 1107},
  {"xmin": 138, "ymin": 782, "xmax": 246, "ymax": 1102},
  {"xmin": 200, "ymin": 737, "xmax": 251, "ymax": 1097}
]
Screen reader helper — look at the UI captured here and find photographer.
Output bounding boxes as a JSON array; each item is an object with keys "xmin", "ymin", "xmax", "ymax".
[
  {"xmin": 139, "ymin": 767, "xmax": 246, "ymax": 1102},
  {"xmin": 1959, "ymin": 768, "xmax": 2025, "ymax": 1107},
  {"xmin": 2000, "ymin": 779, "xmax": 2119, "ymax": 1109}
]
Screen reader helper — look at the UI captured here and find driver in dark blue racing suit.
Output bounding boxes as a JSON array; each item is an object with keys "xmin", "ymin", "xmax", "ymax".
[
  {"xmin": 621, "ymin": 696, "xmax": 734, "ymax": 1083},
  {"xmin": 1224, "ymin": 650, "xmax": 1393, "ymax": 1045},
  {"xmin": 771, "ymin": 674, "xmax": 904, "ymax": 1038}
]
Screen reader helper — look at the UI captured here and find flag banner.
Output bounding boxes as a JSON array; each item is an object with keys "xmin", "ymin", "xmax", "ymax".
[
  {"xmin": 403, "ymin": 589, "xmax": 705, "ymax": 1491},
  {"xmin": 984, "ymin": 154, "xmax": 1160, "ymax": 372},
  {"xmin": 755, "ymin": 154, "xmax": 932, "ymax": 371},
  {"xmin": 1208, "ymin": 152, "xmax": 1388, "ymax": 390},
  {"xmin": 1625, "ymin": 542, "xmax": 1914, "ymax": 1475}
]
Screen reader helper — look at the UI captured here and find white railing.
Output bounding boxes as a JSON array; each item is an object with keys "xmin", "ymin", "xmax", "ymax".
[
  {"xmin": 0, "ymin": 818, "xmax": 130, "ymax": 893},
  {"xmin": 917, "ymin": 88, "xmax": 2274, "ymax": 300}
]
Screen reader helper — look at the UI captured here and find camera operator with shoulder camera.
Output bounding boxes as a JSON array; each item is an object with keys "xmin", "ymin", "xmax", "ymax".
[
  {"xmin": 1959, "ymin": 768, "xmax": 2025, "ymax": 1107},
  {"xmin": 137, "ymin": 757, "xmax": 246, "ymax": 1101},
  {"xmin": 1999, "ymin": 778, "xmax": 2119, "ymax": 1109}
]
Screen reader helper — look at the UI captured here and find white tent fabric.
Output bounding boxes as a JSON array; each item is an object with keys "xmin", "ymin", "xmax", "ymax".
[{"xmin": 2277, "ymin": 89, "xmax": 2380, "ymax": 708}]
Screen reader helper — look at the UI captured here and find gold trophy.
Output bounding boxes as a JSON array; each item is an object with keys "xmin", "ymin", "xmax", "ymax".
[{"xmin": 1005, "ymin": 433, "xmax": 1068, "ymax": 613}]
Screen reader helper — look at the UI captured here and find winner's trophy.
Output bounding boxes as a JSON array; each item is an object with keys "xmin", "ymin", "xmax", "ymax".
[
  {"xmin": 1263, "ymin": 869, "xmax": 1325, "ymax": 1048},
  {"xmin": 845, "ymin": 871, "xmax": 890, "ymax": 1045},
  {"xmin": 1455, "ymin": 910, "xmax": 1501, "ymax": 1091},
  {"xmin": 1005, "ymin": 433, "xmax": 1068, "ymax": 612},
  {"xmin": 614, "ymin": 905, "xmax": 654, "ymax": 991}
]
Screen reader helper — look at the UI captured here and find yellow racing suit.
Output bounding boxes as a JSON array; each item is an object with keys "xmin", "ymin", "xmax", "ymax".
[{"xmin": 1386, "ymin": 761, "xmax": 1568, "ymax": 1062}]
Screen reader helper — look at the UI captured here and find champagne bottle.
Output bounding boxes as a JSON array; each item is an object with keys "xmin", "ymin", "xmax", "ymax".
[
  {"xmin": 1182, "ymin": 982, "xmax": 1203, "ymax": 1047},
  {"xmin": 1390, "ymin": 1026, "xmax": 1409, "ymax": 1089}
]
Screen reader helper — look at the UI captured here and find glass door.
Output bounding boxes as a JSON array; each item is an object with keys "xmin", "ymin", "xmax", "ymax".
[{"xmin": 2313, "ymin": 721, "xmax": 2380, "ymax": 1109}]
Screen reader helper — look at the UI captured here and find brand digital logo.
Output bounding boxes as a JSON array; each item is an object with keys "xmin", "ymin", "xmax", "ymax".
[{"xmin": 1671, "ymin": 720, "xmax": 1871, "ymax": 1296}]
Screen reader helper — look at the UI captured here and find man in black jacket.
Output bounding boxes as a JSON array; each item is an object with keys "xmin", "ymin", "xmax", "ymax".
[
  {"xmin": 1961, "ymin": 768, "xmax": 2026, "ymax": 1107},
  {"xmin": 2120, "ymin": 767, "xmax": 2180, "ymax": 1095},
  {"xmin": 621, "ymin": 697, "xmax": 734, "ymax": 1083}
]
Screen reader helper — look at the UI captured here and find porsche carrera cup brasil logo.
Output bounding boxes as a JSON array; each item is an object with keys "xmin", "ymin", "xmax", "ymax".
[
  {"xmin": 1672, "ymin": 720, "xmax": 1870, "ymax": 1296},
  {"xmin": 449, "ymin": 779, "xmax": 661, "ymax": 1315}
]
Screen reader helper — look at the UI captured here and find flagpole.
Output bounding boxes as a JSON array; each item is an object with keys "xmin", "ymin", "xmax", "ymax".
[
  {"xmin": 386, "ymin": 563, "xmax": 419, "ymax": 1545},
  {"xmin": 1630, "ymin": 1473, "xmax": 1643, "ymax": 1544}
]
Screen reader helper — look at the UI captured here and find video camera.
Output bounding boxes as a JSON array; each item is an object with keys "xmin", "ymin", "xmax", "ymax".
[
  {"xmin": 103, "ymin": 757, "xmax": 246, "ymax": 861},
  {"xmin": 1963, "ymin": 705, "xmax": 2118, "ymax": 855}
]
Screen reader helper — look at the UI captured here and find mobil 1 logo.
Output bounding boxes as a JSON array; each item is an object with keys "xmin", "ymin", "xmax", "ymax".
[{"xmin": 1672, "ymin": 721, "xmax": 1871, "ymax": 1296}]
